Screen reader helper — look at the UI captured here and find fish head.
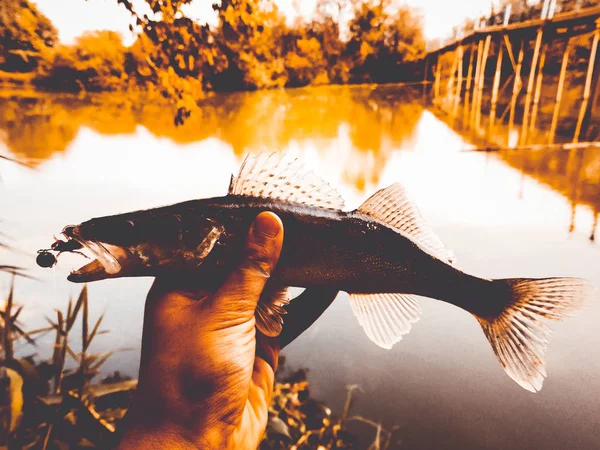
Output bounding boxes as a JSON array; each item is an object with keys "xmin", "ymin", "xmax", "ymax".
[{"xmin": 63, "ymin": 209, "xmax": 225, "ymax": 283}]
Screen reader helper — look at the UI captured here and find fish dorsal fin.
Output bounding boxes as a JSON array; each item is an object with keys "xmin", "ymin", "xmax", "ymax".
[
  {"xmin": 357, "ymin": 183, "xmax": 455, "ymax": 264},
  {"xmin": 229, "ymin": 152, "xmax": 345, "ymax": 210},
  {"xmin": 349, "ymin": 293, "xmax": 422, "ymax": 349}
]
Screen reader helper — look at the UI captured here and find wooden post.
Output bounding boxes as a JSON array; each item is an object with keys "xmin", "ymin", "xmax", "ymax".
[
  {"xmin": 573, "ymin": 26, "xmax": 600, "ymax": 143},
  {"xmin": 470, "ymin": 39, "xmax": 484, "ymax": 130},
  {"xmin": 508, "ymin": 41, "xmax": 524, "ymax": 145},
  {"xmin": 521, "ymin": 28, "xmax": 544, "ymax": 145},
  {"xmin": 423, "ymin": 56, "xmax": 429, "ymax": 99},
  {"xmin": 528, "ymin": 43, "xmax": 547, "ymax": 138},
  {"xmin": 503, "ymin": 34, "xmax": 517, "ymax": 70},
  {"xmin": 446, "ymin": 49, "xmax": 460, "ymax": 110},
  {"xmin": 549, "ymin": 40, "xmax": 571, "ymax": 144},
  {"xmin": 569, "ymin": 200, "xmax": 577, "ymax": 234},
  {"xmin": 453, "ymin": 46, "xmax": 464, "ymax": 118},
  {"xmin": 475, "ymin": 35, "xmax": 492, "ymax": 132},
  {"xmin": 464, "ymin": 43, "xmax": 476, "ymax": 125},
  {"xmin": 434, "ymin": 53, "xmax": 442, "ymax": 101},
  {"xmin": 581, "ymin": 49, "xmax": 600, "ymax": 139},
  {"xmin": 489, "ymin": 38, "xmax": 504, "ymax": 133}
]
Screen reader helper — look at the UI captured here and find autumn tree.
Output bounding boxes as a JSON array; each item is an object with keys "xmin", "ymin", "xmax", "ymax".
[
  {"xmin": 0, "ymin": 0, "xmax": 58, "ymax": 71},
  {"xmin": 346, "ymin": 0, "xmax": 425, "ymax": 83},
  {"xmin": 37, "ymin": 31, "xmax": 128, "ymax": 91},
  {"xmin": 211, "ymin": 0, "xmax": 288, "ymax": 90},
  {"xmin": 311, "ymin": 0, "xmax": 351, "ymax": 83}
]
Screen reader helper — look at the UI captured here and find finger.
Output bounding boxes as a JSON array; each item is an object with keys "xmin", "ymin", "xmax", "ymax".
[
  {"xmin": 279, "ymin": 287, "xmax": 339, "ymax": 349},
  {"xmin": 212, "ymin": 212, "xmax": 283, "ymax": 317},
  {"xmin": 256, "ymin": 332, "xmax": 280, "ymax": 372}
]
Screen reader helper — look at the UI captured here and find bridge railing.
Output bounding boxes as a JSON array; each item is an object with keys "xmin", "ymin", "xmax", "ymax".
[{"xmin": 426, "ymin": 0, "xmax": 599, "ymax": 53}]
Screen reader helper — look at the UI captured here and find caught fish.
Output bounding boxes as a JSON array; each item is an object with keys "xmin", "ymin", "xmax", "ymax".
[{"xmin": 39, "ymin": 152, "xmax": 594, "ymax": 392}]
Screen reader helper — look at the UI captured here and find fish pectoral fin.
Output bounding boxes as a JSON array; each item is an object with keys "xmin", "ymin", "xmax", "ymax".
[
  {"xmin": 356, "ymin": 183, "xmax": 455, "ymax": 264},
  {"xmin": 256, "ymin": 286, "xmax": 290, "ymax": 338},
  {"xmin": 349, "ymin": 293, "xmax": 422, "ymax": 349},
  {"xmin": 228, "ymin": 152, "xmax": 345, "ymax": 210}
]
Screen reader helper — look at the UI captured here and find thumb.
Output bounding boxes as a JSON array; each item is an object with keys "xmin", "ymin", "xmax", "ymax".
[{"xmin": 212, "ymin": 211, "xmax": 284, "ymax": 319}]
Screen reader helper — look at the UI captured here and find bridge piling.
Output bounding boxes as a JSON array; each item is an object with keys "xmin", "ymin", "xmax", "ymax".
[
  {"xmin": 463, "ymin": 43, "xmax": 476, "ymax": 125},
  {"xmin": 446, "ymin": 48, "xmax": 460, "ymax": 109},
  {"xmin": 549, "ymin": 40, "xmax": 571, "ymax": 144},
  {"xmin": 573, "ymin": 25, "xmax": 600, "ymax": 143},
  {"xmin": 475, "ymin": 35, "xmax": 492, "ymax": 132},
  {"xmin": 434, "ymin": 54, "xmax": 441, "ymax": 100},
  {"xmin": 489, "ymin": 38, "xmax": 504, "ymax": 134},
  {"xmin": 528, "ymin": 42, "xmax": 547, "ymax": 139},
  {"xmin": 452, "ymin": 46, "xmax": 464, "ymax": 119},
  {"xmin": 469, "ymin": 39, "xmax": 484, "ymax": 130},
  {"xmin": 508, "ymin": 41, "xmax": 524, "ymax": 146},
  {"xmin": 521, "ymin": 28, "xmax": 544, "ymax": 145}
]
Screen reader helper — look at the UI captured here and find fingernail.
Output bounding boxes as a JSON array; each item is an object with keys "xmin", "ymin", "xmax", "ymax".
[{"xmin": 253, "ymin": 212, "xmax": 281, "ymax": 239}]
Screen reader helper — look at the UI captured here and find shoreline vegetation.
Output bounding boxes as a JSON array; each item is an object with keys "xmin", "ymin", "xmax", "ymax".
[
  {"xmin": 0, "ymin": 279, "xmax": 399, "ymax": 449},
  {"xmin": 0, "ymin": 0, "xmax": 427, "ymax": 123}
]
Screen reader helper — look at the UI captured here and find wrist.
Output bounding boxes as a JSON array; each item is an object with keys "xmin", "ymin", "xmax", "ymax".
[
  {"xmin": 118, "ymin": 399, "xmax": 230, "ymax": 449},
  {"xmin": 117, "ymin": 421, "xmax": 199, "ymax": 450}
]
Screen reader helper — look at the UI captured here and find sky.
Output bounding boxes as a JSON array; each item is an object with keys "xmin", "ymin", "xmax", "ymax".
[{"xmin": 33, "ymin": 0, "xmax": 498, "ymax": 43}]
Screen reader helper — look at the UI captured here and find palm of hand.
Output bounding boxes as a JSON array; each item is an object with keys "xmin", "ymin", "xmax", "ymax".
[{"xmin": 119, "ymin": 212, "xmax": 282, "ymax": 450}]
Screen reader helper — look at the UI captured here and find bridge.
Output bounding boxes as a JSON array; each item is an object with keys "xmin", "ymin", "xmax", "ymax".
[{"xmin": 422, "ymin": 1, "xmax": 600, "ymax": 149}]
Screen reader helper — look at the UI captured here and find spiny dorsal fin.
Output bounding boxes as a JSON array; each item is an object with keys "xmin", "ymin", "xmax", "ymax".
[
  {"xmin": 349, "ymin": 293, "xmax": 422, "ymax": 349},
  {"xmin": 229, "ymin": 152, "xmax": 345, "ymax": 210},
  {"xmin": 357, "ymin": 183, "xmax": 455, "ymax": 264}
]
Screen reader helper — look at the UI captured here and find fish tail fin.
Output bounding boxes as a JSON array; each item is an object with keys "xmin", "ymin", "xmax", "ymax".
[{"xmin": 477, "ymin": 277, "xmax": 594, "ymax": 393}]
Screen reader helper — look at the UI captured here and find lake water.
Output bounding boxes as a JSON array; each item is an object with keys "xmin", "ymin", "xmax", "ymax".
[{"xmin": 0, "ymin": 85, "xmax": 599, "ymax": 449}]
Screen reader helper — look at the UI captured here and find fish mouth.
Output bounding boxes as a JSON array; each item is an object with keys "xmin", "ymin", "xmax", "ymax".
[{"xmin": 63, "ymin": 226, "xmax": 126, "ymax": 283}]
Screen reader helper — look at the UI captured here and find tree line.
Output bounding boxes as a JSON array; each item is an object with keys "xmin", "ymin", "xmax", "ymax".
[{"xmin": 0, "ymin": 0, "xmax": 426, "ymax": 97}]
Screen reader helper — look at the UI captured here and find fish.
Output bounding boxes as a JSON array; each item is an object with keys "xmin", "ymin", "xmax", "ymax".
[{"xmin": 41, "ymin": 152, "xmax": 594, "ymax": 392}]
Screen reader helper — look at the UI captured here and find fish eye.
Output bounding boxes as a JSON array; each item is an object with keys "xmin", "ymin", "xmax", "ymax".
[{"xmin": 62, "ymin": 226, "xmax": 76, "ymax": 237}]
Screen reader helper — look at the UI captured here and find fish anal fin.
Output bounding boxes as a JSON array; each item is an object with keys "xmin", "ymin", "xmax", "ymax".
[
  {"xmin": 229, "ymin": 152, "xmax": 345, "ymax": 210},
  {"xmin": 256, "ymin": 286, "xmax": 290, "ymax": 338},
  {"xmin": 479, "ymin": 277, "xmax": 593, "ymax": 392},
  {"xmin": 357, "ymin": 183, "xmax": 455, "ymax": 264},
  {"xmin": 349, "ymin": 293, "xmax": 422, "ymax": 349}
]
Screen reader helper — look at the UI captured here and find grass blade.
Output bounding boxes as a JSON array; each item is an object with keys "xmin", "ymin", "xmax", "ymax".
[
  {"xmin": 82, "ymin": 288, "xmax": 89, "ymax": 350},
  {"xmin": 84, "ymin": 314, "xmax": 104, "ymax": 352},
  {"xmin": 68, "ymin": 286, "xmax": 87, "ymax": 331},
  {"xmin": 10, "ymin": 305, "xmax": 24, "ymax": 322}
]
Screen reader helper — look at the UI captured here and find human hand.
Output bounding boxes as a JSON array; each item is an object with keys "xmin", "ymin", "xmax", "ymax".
[{"xmin": 118, "ymin": 212, "xmax": 284, "ymax": 449}]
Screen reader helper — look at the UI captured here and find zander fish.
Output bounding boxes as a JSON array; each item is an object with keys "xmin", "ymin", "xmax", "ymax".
[{"xmin": 39, "ymin": 152, "xmax": 594, "ymax": 392}]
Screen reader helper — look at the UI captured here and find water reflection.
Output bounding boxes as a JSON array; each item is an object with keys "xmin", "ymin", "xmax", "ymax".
[
  {"xmin": 0, "ymin": 85, "xmax": 599, "ymax": 450},
  {"xmin": 0, "ymin": 86, "xmax": 423, "ymax": 191},
  {"xmin": 1, "ymin": 86, "xmax": 599, "ymax": 236}
]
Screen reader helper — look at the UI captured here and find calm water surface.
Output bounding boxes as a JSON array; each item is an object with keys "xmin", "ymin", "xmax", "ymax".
[{"xmin": 0, "ymin": 85, "xmax": 599, "ymax": 449}]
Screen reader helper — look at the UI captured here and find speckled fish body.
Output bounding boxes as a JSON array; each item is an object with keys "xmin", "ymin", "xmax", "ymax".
[{"xmin": 43, "ymin": 153, "xmax": 594, "ymax": 393}]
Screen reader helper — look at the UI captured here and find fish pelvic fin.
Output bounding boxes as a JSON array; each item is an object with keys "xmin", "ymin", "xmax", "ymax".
[
  {"xmin": 255, "ymin": 286, "xmax": 290, "ymax": 338},
  {"xmin": 349, "ymin": 293, "xmax": 422, "ymax": 349},
  {"xmin": 478, "ymin": 277, "xmax": 594, "ymax": 393},
  {"xmin": 356, "ymin": 183, "xmax": 455, "ymax": 264}
]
